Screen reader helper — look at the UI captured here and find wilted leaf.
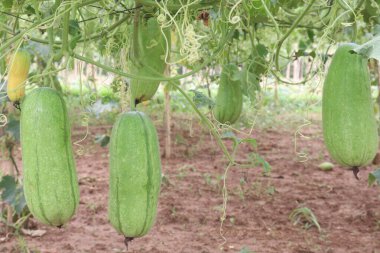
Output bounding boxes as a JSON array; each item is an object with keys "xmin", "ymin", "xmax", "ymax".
[{"xmin": 21, "ymin": 229, "xmax": 47, "ymax": 237}]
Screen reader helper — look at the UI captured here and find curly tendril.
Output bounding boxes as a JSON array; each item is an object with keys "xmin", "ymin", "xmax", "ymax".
[{"xmin": 0, "ymin": 114, "xmax": 8, "ymax": 127}]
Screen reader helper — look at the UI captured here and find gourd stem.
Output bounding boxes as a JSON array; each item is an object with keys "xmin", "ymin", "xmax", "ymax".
[
  {"xmin": 129, "ymin": 3, "xmax": 141, "ymax": 112},
  {"xmin": 352, "ymin": 166, "xmax": 360, "ymax": 180},
  {"xmin": 124, "ymin": 237, "xmax": 134, "ymax": 250},
  {"xmin": 130, "ymin": 88, "xmax": 136, "ymax": 111}
]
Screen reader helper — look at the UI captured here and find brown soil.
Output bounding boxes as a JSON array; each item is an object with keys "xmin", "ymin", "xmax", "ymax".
[{"xmin": 2, "ymin": 117, "xmax": 380, "ymax": 253}]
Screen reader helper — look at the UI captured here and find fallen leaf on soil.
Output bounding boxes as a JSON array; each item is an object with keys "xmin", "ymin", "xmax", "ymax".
[{"xmin": 21, "ymin": 228, "xmax": 46, "ymax": 237}]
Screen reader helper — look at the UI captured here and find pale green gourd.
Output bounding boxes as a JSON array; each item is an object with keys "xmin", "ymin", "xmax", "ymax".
[
  {"xmin": 21, "ymin": 87, "xmax": 79, "ymax": 227},
  {"xmin": 108, "ymin": 111, "xmax": 161, "ymax": 240},
  {"xmin": 322, "ymin": 43, "xmax": 379, "ymax": 168}
]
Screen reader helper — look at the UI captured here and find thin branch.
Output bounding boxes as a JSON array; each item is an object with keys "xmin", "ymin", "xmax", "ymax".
[{"xmin": 0, "ymin": 11, "xmax": 34, "ymax": 23}]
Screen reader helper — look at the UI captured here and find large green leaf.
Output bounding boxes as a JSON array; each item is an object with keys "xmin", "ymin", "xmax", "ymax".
[
  {"xmin": 0, "ymin": 175, "xmax": 27, "ymax": 215},
  {"xmin": 2, "ymin": 0, "xmax": 13, "ymax": 9},
  {"xmin": 351, "ymin": 36, "xmax": 380, "ymax": 61},
  {"xmin": 5, "ymin": 118, "xmax": 20, "ymax": 141}
]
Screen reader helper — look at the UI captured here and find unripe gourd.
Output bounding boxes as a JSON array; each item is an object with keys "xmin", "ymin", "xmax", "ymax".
[
  {"xmin": 7, "ymin": 50, "xmax": 31, "ymax": 102},
  {"xmin": 130, "ymin": 18, "xmax": 170, "ymax": 104},
  {"xmin": 21, "ymin": 88, "xmax": 79, "ymax": 227},
  {"xmin": 108, "ymin": 111, "xmax": 161, "ymax": 244},
  {"xmin": 322, "ymin": 43, "xmax": 379, "ymax": 174},
  {"xmin": 213, "ymin": 64, "xmax": 243, "ymax": 124}
]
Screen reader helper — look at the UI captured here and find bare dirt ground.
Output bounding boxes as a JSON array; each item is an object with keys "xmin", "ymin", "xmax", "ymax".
[{"xmin": 2, "ymin": 115, "xmax": 380, "ymax": 253}]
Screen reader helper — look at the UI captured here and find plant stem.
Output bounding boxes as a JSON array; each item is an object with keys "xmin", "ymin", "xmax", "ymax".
[
  {"xmin": 62, "ymin": 1, "xmax": 71, "ymax": 55},
  {"xmin": 72, "ymin": 26, "xmax": 236, "ymax": 82},
  {"xmin": 274, "ymin": 0, "xmax": 316, "ymax": 71},
  {"xmin": 137, "ymin": 0, "xmax": 219, "ymax": 11},
  {"xmin": 173, "ymin": 83, "xmax": 233, "ymax": 163}
]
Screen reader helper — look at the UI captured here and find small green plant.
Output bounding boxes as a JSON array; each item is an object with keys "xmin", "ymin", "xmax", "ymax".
[
  {"xmin": 15, "ymin": 235, "xmax": 33, "ymax": 253},
  {"xmin": 203, "ymin": 173, "xmax": 223, "ymax": 192},
  {"xmin": 161, "ymin": 174, "xmax": 172, "ymax": 188},
  {"xmin": 289, "ymin": 206, "xmax": 321, "ymax": 232},
  {"xmin": 250, "ymin": 181, "xmax": 276, "ymax": 198},
  {"xmin": 240, "ymin": 246, "xmax": 255, "ymax": 253},
  {"xmin": 265, "ymin": 186, "xmax": 276, "ymax": 196},
  {"xmin": 170, "ymin": 206, "xmax": 177, "ymax": 218},
  {"xmin": 176, "ymin": 165, "xmax": 196, "ymax": 180}
]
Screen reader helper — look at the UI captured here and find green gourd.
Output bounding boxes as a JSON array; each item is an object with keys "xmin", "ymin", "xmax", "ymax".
[
  {"xmin": 213, "ymin": 64, "xmax": 243, "ymax": 124},
  {"xmin": 108, "ymin": 111, "xmax": 161, "ymax": 243},
  {"xmin": 21, "ymin": 87, "xmax": 79, "ymax": 227},
  {"xmin": 322, "ymin": 43, "xmax": 379, "ymax": 169},
  {"xmin": 130, "ymin": 18, "xmax": 170, "ymax": 104}
]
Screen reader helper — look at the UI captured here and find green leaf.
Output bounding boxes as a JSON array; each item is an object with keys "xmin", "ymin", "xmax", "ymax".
[
  {"xmin": 256, "ymin": 43, "xmax": 268, "ymax": 58},
  {"xmin": 249, "ymin": 154, "xmax": 271, "ymax": 175},
  {"xmin": 24, "ymin": 4, "xmax": 36, "ymax": 15},
  {"xmin": 5, "ymin": 118, "xmax": 20, "ymax": 141},
  {"xmin": 0, "ymin": 175, "xmax": 17, "ymax": 203},
  {"xmin": 69, "ymin": 20, "xmax": 81, "ymax": 37},
  {"xmin": 351, "ymin": 36, "xmax": 380, "ymax": 61},
  {"xmin": 307, "ymin": 29, "xmax": 315, "ymax": 42},
  {"xmin": 298, "ymin": 40, "xmax": 307, "ymax": 51},
  {"xmin": 0, "ymin": 175, "xmax": 26, "ymax": 215},
  {"xmin": 190, "ymin": 90, "xmax": 215, "ymax": 108},
  {"xmin": 69, "ymin": 35, "xmax": 81, "ymax": 51},
  {"xmin": 3, "ymin": 0, "xmax": 13, "ymax": 9},
  {"xmin": 221, "ymin": 131, "xmax": 241, "ymax": 143},
  {"xmin": 368, "ymin": 168, "xmax": 380, "ymax": 186},
  {"xmin": 240, "ymin": 66, "xmax": 260, "ymax": 103},
  {"xmin": 240, "ymin": 138, "xmax": 257, "ymax": 149}
]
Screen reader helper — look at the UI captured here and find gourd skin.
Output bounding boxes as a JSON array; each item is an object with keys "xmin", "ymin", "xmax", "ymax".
[
  {"xmin": 213, "ymin": 64, "xmax": 243, "ymax": 124},
  {"xmin": 130, "ymin": 18, "xmax": 170, "ymax": 103},
  {"xmin": 109, "ymin": 111, "xmax": 161, "ymax": 238},
  {"xmin": 7, "ymin": 50, "xmax": 31, "ymax": 102},
  {"xmin": 21, "ymin": 88, "xmax": 79, "ymax": 226},
  {"xmin": 322, "ymin": 43, "xmax": 379, "ymax": 167}
]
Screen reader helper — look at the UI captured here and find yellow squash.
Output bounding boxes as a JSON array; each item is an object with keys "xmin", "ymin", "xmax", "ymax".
[{"xmin": 7, "ymin": 50, "xmax": 31, "ymax": 102}]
